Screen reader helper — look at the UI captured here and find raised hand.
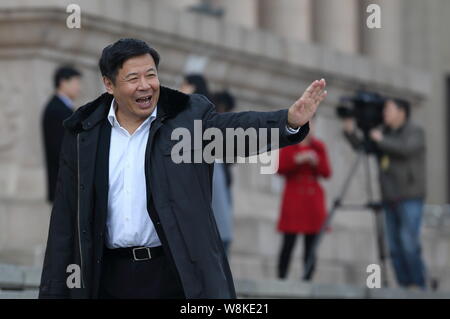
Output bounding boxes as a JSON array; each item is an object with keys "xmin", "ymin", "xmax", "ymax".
[{"xmin": 287, "ymin": 79, "xmax": 327, "ymax": 128}]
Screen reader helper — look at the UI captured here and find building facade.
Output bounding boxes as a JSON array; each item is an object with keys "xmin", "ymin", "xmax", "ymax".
[{"xmin": 0, "ymin": 0, "xmax": 449, "ymax": 289}]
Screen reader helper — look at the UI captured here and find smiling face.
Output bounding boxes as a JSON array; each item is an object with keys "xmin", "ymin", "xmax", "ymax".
[{"xmin": 103, "ymin": 54, "xmax": 160, "ymax": 125}]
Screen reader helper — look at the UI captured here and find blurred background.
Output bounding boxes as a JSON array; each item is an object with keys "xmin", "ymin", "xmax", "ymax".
[{"xmin": 0, "ymin": 0, "xmax": 449, "ymax": 298}]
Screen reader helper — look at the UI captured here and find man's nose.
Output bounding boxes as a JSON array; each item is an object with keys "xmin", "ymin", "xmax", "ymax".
[{"xmin": 138, "ymin": 77, "xmax": 151, "ymax": 90}]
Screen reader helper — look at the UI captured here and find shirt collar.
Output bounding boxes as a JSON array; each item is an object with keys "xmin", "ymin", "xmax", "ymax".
[
  {"xmin": 57, "ymin": 93, "xmax": 74, "ymax": 110},
  {"xmin": 107, "ymin": 98, "xmax": 158, "ymax": 129}
]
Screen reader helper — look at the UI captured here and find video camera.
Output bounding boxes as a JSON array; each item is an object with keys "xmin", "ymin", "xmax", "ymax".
[
  {"xmin": 336, "ymin": 90, "xmax": 386, "ymax": 134},
  {"xmin": 336, "ymin": 91, "xmax": 386, "ymax": 154}
]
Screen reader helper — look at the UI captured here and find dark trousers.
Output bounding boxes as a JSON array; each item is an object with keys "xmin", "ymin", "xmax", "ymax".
[
  {"xmin": 278, "ymin": 233, "xmax": 318, "ymax": 281},
  {"xmin": 99, "ymin": 247, "xmax": 185, "ymax": 299}
]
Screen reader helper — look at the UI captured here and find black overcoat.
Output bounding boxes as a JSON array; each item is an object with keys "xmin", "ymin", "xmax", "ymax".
[{"xmin": 39, "ymin": 86, "xmax": 309, "ymax": 298}]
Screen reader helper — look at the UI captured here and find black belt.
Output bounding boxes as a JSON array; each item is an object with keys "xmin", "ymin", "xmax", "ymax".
[{"xmin": 104, "ymin": 246, "xmax": 164, "ymax": 261}]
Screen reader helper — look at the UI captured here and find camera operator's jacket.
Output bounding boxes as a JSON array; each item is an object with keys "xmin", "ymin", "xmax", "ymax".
[
  {"xmin": 38, "ymin": 86, "xmax": 310, "ymax": 299},
  {"xmin": 344, "ymin": 121, "xmax": 425, "ymax": 202}
]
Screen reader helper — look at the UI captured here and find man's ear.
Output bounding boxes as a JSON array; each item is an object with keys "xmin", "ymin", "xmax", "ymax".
[{"xmin": 103, "ymin": 76, "xmax": 114, "ymax": 95}]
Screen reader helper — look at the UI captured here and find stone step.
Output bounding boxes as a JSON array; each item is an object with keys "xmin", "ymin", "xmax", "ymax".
[
  {"xmin": 235, "ymin": 278, "xmax": 450, "ymax": 299},
  {"xmin": 0, "ymin": 290, "xmax": 38, "ymax": 299},
  {"xmin": 0, "ymin": 264, "xmax": 41, "ymax": 289},
  {"xmin": 1, "ymin": 280, "xmax": 449, "ymax": 299},
  {"xmin": 1, "ymin": 262, "xmax": 449, "ymax": 299}
]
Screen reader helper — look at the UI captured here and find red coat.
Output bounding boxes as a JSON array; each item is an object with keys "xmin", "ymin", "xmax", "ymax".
[{"xmin": 277, "ymin": 138, "xmax": 331, "ymax": 234}]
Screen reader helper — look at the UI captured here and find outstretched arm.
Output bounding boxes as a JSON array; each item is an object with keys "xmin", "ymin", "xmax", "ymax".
[{"xmin": 202, "ymin": 79, "xmax": 327, "ymax": 159}]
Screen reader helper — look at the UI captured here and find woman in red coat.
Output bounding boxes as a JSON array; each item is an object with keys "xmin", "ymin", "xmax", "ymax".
[{"xmin": 277, "ymin": 123, "xmax": 331, "ymax": 280}]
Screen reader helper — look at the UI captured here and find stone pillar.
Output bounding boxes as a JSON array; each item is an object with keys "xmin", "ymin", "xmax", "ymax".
[
  {"xmin": 259, "ymin": 0, "xmax": 312, "ymax": 42},
  {"xmin": 313, "ymin": 0, "xmax": 359, "ymax": 54},
  {"xmin": 214, "ymin": 0, "xmax": 258, "ymax": 29},
  {"xmin": 360, "ymin": 0, "xmax": 403, "ymax": 65},
  {"xmin": 159, "ymin": 0, "xmax": 200, "ymax": 11}
]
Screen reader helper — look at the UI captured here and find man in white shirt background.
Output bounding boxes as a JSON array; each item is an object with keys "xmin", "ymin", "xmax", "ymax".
[{"xmin": 41, "ymin": 66, "xmax": 82, "ymax": 202}]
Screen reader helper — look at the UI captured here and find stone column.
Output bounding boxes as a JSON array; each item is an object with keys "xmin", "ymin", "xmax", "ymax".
[
  {"xmin": 159, "ymin": 0, "xmax": 200, "ymax": 11},
  {"xmin": 313, "ymin": 0, "xmax": 359, "ymax": 54},
  {"xmin": 360, "ymin": 0, "xmax": 403, "ymax": 65},
  {"xmin": 259, "ymin": 0, "xmax": 312, "ymax": 42},
  {"xmin": 214, "ymin": 0, "xmax": 258, "ymax": 29}
]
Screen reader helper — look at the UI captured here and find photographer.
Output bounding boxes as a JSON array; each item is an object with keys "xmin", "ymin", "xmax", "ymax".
[{"xmin": 343, "ymin": 98, "xmax": 427, "ymax": 290}]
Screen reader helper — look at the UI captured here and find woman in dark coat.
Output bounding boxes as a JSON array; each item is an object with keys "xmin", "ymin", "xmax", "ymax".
[{"xmin": 277, "ymin": 122, "xmax": 331, "ymax": 280}]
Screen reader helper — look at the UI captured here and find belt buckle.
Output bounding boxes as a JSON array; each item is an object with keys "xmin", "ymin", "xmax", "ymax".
[{"xmin": 132, "ymin": 247, "xmax": 152, "ymax": 261}]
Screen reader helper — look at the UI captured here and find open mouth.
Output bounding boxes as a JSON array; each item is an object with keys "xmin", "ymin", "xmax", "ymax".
[{"xmin": 135, "ymin": 95, "xmax": 153, "ymax": 108}]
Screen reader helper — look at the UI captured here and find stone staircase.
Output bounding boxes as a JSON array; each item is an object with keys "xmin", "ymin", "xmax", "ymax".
[
  {"xmin": 1, "ymin": 263, "xmax": 449, "ymax": 299},
  {"xmin": 0, "ymin": 264, "xmax": 40, "ymax": 299}
]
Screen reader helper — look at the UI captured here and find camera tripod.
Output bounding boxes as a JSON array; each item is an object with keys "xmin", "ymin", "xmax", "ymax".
[{"xmin": 302, "ymin": 144, "xmax": 389, "ymax": 287}]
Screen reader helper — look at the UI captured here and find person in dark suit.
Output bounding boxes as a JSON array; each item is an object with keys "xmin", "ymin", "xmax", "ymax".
[
  {"xmin": 42, "ymin": 66, "xmax": 82, "ymax": 202},
  {"xmin": 38, "ymin": 38, "xmax": 327, "ymax": 299}
]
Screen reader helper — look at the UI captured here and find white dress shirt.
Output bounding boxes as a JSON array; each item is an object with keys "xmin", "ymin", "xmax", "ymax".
[
  {"xmin": 105, "ymin": 99, "xmax": 161, "ymax": 248},
  {"xmin": 57, "ymin": 93, "xmax": 75, "ymax": 111}
]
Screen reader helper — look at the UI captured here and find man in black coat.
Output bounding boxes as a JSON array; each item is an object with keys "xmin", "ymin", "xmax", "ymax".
[
  {"xmin": 39, "ymin": 38, "xmax": 327, "ymax": 299},
  {"xmin": 42, "ymin": 66, "xmax": 82, "ymax": 202}
]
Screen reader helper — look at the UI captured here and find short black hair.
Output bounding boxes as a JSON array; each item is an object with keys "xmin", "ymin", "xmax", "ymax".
[
  {"xmin": 388, "ymin": 98, "xmax": 411, "ymax": 119},
  {"xmin": 99, "ymin": 38, "xmax": 160, "ymax": 83},
  {"xmin": 184, "ymin": 74, "xmax": 210, "ymax": 98},
  {"xmin": 212, "ymin": 90, "xmax": 236, "ymax": 112},
  {"xmin": 54, "ymin": 65, "xmax": 81, "ymax": 89}
]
